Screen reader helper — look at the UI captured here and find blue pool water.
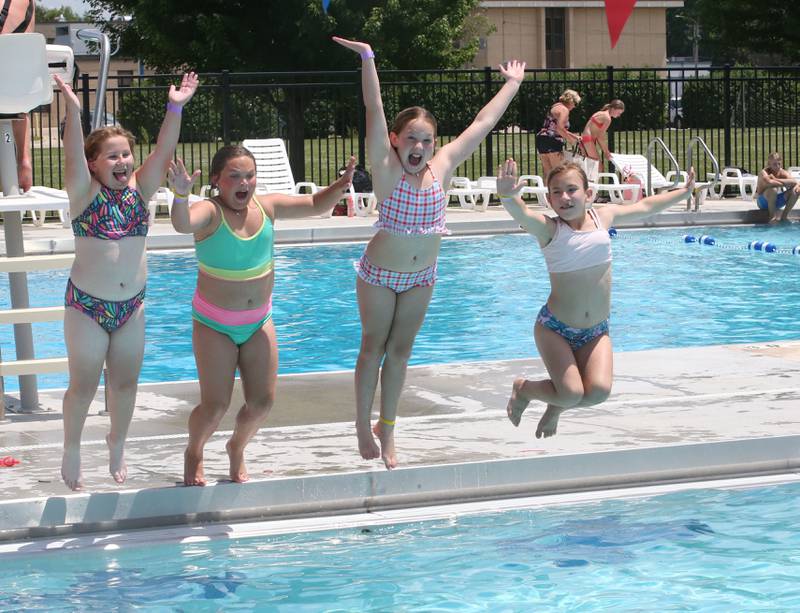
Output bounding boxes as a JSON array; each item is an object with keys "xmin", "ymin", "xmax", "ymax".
[
  {"xmin": 2, "ymin": 224, "xmax": 800, "ymax": 391},
  {"xmin": 2, "ymin": 481, "xmax": 799, "ymax": 609}
]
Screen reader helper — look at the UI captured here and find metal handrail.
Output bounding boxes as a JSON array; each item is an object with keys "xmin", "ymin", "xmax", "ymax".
[
  {"xmin": 646, "ymin": 137, "xmax": 680, "ymax": 195},
  {"xmin": 688, "ymin": 135, "xmax": 720, "ymax": 191},
  {"xmin": 76, "ymin": 29, "xmax": 111, "ymax": 131}
]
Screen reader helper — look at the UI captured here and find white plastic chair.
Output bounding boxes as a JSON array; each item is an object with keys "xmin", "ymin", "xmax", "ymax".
[
  {"xmin": 706, "ymin": 167, "xmax": 756, "ymax": 199},
  {"xmin": 610, "ymin": 153, "xmax": 673, "ymax": 196},
  {"xmin": 445, "ymin": 176, "xmax": 491, "ymax": 212},
  {"xmin": 518, "ymin": 174, "xmax": 549, "ymax": 207}
]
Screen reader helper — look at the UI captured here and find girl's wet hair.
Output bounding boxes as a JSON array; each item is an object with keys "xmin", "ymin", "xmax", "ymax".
[
  {"xmin": 390, "ymin": 106, "xmax": 438, "ymax": 138},
  {"xmin": 84, "ymin": 126, "xmax": 136, "ymax": 162},
  {"xmin": 209, "ymin": 145, "xmax": 257, "ymax": 188},
  {"xmin": 547, "ymin": 162, "xmax": 589, "ymax": 190},
  {"xmin": 601, "ymin": 99, "xmax": 625, "ymax": 112}
]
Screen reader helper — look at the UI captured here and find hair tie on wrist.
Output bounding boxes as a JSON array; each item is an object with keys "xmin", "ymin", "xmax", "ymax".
[
  {"xmin": 166, "ymin": 102, "xmax": 183, "ymax": 115},
  {"xmin": 360, "ymin": 50, "xmax": 375, "ymax": 60},
  {"xmin": 173, "ymin": 191, "xmax": 189, "ymax": 199}
]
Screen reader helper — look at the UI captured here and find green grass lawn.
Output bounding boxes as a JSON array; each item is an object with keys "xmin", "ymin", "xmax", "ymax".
[{"xmin": 30, "ymin": 127, "xmax": 800, "ymax": 195}]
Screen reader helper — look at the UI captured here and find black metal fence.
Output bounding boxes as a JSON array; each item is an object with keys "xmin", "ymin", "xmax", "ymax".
[{"xmin": 29, "ymin": 65, "xmax": 800, "ymax": 194}]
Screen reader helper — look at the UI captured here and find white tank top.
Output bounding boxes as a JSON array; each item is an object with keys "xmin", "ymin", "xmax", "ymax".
[{"xmin": 542, "ymin": 208, "xmax": 612, "ymax": 273}]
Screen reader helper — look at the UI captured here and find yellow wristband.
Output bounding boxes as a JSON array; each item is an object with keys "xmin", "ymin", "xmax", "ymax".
[
  {"xmin": 378, "ymin": 416, "xmax": 395, "ymax": 427},
  {"xmin": 498, "ymin": 194, "xmax": 517, "ymax": 198},
  {"xmin": 173, "ymin": 192, "xmax": 189, "ymax": 199}
]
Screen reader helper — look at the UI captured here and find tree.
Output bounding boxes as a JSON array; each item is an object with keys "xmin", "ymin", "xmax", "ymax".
[
  {"xmin": 86, "ymin": 0, "xmax": 489, "ymax": 176},
  {"xmin": 674, "ymin": 0, "xmax": 800, "ymax": 64},
  {"xmin": 86, "ymin": 0, "xmax": 487, "ymax": 71},
  {"xmin": 35, "ymin": 5, "xmax": 83, "ymax": 22}
]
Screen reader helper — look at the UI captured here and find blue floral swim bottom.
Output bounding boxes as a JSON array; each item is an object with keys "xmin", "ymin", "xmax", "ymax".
[{"xmin": 536, "ymin": 304, "xmax": 609, "ymax": 351}]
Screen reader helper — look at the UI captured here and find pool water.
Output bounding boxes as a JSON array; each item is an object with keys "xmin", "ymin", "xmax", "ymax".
[
  {"xmin": 2, "ymin": 480, "xmax": 799, "ymax": 610},
  {"xmin": 2, "ymin": 224, "xmax": 800, "ymax": 391}
]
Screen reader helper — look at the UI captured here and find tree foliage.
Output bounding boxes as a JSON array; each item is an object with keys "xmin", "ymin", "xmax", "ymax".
[
  {"xmin": 86, "ymin": 0, "xmax": 489, "ymax": 72},
  {"xmin": 668, "ymin": 0, "xmax": 800, "ymax": 64},
  {"xmin": 35, "ymin": 5, "xmax": 83, "ymax": 22}
]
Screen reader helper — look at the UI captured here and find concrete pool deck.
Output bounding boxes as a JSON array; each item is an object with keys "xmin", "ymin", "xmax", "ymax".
[{"xmin": 1, "ymin": 197, "xmax": 799, "ymax": 541}]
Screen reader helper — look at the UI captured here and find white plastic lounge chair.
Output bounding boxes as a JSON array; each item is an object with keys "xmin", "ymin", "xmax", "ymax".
[
  {"xmin": 610, "ymin": 153, "xmax": 673, "ymax": 197},
  {"xmin": 517, "ymin": 174, "xmax": 549, "ymax": 207},
  {"xmin": 240, "ymin": 138, "xmax": 319, "ymax": 196},
  {"xmin": 705, "ymin": 167, "xmax": 756, "ymax": 200},
  {"xmin": 446, "ymin": 176, "xmax": 491, "ymax": 212},
  {"xmin": 588, "ymin": 172, "xmax": 640, "ymax": 205}
]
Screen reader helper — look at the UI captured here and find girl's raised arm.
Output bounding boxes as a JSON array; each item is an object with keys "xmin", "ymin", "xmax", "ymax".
[
  {"xmin": 167, "ymin": 158, "xmax": 212, "ymax": 234},
  {"xmin": 333, "ymin": 37, "xmax": 394, "ymax": 180},
  {"xmin": 135, "ymin": 72, "xmax": 199, "ymax": 203},
  {"xmin": 497, "ymin": 158, "xmax": 553, "ymax": 244},
  {"xmin": 436, "ymin": 60, "xmax": 526, "ymax": 181},
  {"xmin": 53, "ymin": 74, "xmax": 92, "ymax": 211},
  {"xmin": 605, "ymin": 167, "xmax": 695, "ymax": 225},
  {"xmin": 271, "ymin": 156, "xmax": 356, "ymax": 220}
]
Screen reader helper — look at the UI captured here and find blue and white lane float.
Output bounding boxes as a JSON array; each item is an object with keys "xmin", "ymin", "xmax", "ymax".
[{"xmin": 607, "ymin": 228, "xmax": 800, "ymax": 255}]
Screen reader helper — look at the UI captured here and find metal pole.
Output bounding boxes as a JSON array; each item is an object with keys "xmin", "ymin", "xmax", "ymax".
[{"xmin": 0, "ymin": 118, "xmax": 39, "ymax": 411}]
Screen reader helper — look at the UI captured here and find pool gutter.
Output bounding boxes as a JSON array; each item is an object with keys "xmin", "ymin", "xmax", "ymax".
[{"xmin": 1, "ymin": 435, "xmax": 798, "ymax": 543}]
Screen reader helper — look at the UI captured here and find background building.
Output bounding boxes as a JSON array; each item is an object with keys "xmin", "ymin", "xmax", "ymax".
[{"xmin": 474, "ymin": 0, "xmax": 684, "ymax": 69}]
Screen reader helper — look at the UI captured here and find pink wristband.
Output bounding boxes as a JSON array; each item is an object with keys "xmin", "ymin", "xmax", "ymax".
[
  {"xmin": 166, "ymin": 102, "xmax": 183, "ymax": 115},
  {"xmin": 360, "ymin": 50, "xmax": 375, "ymax": 60}
]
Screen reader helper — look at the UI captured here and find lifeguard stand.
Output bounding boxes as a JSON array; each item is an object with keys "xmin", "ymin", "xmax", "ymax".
[{"xmin": 0, "ymin": 33, "xmax": 73, "ymax": 410}]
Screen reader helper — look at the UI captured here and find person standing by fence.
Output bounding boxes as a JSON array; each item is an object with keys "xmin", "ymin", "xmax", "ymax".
[
  {"xmin": 333, "ymin": 35, "xmax": 525, "ymax": 470},
  {"xmin": 578, "ymin": 99, "xmax": 625, "ymax": 182},
  {"xmin": 535, "ymin": 89, "xmax": 582, "ymax": 179},
  {"xmin": 0, "ymin": 0, "xmax": 36, "ymax": 193}
]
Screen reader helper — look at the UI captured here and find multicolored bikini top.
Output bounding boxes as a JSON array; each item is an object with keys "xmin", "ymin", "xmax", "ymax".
[
  {"xmin": 194, "ymin": 199, "xmax": 274, "ymax": 281},
  {"xmin": 374, "ymin": 165, "xmax": 450, "ymax": 236},
  {"xmin": 71, "ymin": 185, "xmax": 149, "ymax": 240}
]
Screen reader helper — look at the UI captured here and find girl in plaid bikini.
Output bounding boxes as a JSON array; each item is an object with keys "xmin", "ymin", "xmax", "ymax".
[{"xmin": 334, "ymin": 36, "xmax": 525, "ymax": 469}]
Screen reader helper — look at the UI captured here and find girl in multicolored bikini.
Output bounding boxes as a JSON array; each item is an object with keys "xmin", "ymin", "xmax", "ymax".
[
  {"xmin": 53, "ymin": 73, "xmax": 198, "ymax": 490},
  {"xmin": 497, "ymin": 160, "xmax": 694, "ymax": 439},
  {"xmin": 168, "ymin": 147, "xmax": 355, "ymax": 486},
  {"xmin": 333, "ymin": 36, "xmax": 526, "ymax": 470}
]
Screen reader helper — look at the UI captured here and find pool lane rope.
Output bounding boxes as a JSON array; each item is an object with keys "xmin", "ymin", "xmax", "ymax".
[{"xmin": 607, "ymin": 228, "xmax": 800, "ymax": 255}]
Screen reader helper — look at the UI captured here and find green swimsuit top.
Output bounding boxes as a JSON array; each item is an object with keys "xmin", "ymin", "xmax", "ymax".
[{"xmin": 195, "ymin": 199, "xmax": 274, "ymax": 281}]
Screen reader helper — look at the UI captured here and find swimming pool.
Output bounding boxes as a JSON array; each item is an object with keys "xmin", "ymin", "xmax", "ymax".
[
  {"xmin": 2, "ymin": 224, "xmax": 800, "ymax": 391},
  {"xmin": 2, "ymin": 479, "xmax": 798, "ymax": 609}
]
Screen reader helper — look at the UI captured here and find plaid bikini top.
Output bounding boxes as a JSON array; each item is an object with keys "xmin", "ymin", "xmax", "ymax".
[
  {"xmin": 374, "ymin": 165, "xmax": 450, "ymax": 236},
  {"xmin": 72, "ymin": 185, "xmax": 149, "ymax": 239}
]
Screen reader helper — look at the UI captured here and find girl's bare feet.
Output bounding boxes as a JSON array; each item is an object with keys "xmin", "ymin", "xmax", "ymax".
[
  {"xmin": 226, "ymin": 440, "xmax": 249, "ymax": 483},
  {"xmin": 61, "ymin": 445, "xmax": 83, "ymax": 491},
  {"xmin": 356, "ymin": 420, "xmax": 381, "ymax": 461},
  {"xmin": 506, "ymin": 378, "xmax": 531, "ymax": 426},
  {"xmin": 536, "ymin": 404, "xmax": 565, "ymax": 438},
  {"xmin": 106, "ymin": 433, "xmax": 127, "ymax": 484},
  {"xmin": 372, "ymin": 420, "xmax": 397, "ymax": 470},
  {"xmin": 183, "ymin": 447, "xmax": 206, "ymax": 486}
]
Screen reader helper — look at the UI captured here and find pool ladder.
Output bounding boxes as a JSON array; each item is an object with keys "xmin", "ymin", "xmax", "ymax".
[{"xmin": 646, "ymin": 136, "xmax": 720, "ymax": 211}]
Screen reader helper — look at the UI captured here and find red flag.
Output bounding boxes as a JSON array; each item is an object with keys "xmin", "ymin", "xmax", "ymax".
[{"xmin": 605, "ymin": 0, "xmax": 637, "ymax": 48}]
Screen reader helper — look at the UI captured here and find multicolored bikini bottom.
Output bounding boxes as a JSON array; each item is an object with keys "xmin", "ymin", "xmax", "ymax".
[{"xmin": 64, "ymin": 278, "xmax": 145, "ymax": 333}]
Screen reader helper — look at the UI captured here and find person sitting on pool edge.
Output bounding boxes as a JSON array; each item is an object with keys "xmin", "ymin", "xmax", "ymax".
[
  {"xmin": 168, "ymin": 148, "xmax": 355, "ymax": 486},
  {"xmin": 755, "ymin": 152, "xmax": 799, "ymax": 223}
]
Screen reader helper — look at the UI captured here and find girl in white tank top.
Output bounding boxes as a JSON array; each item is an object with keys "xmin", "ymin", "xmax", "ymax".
[{"xmin": 496, "ymin": 160, "xmax": 695, "ymax": 440}]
